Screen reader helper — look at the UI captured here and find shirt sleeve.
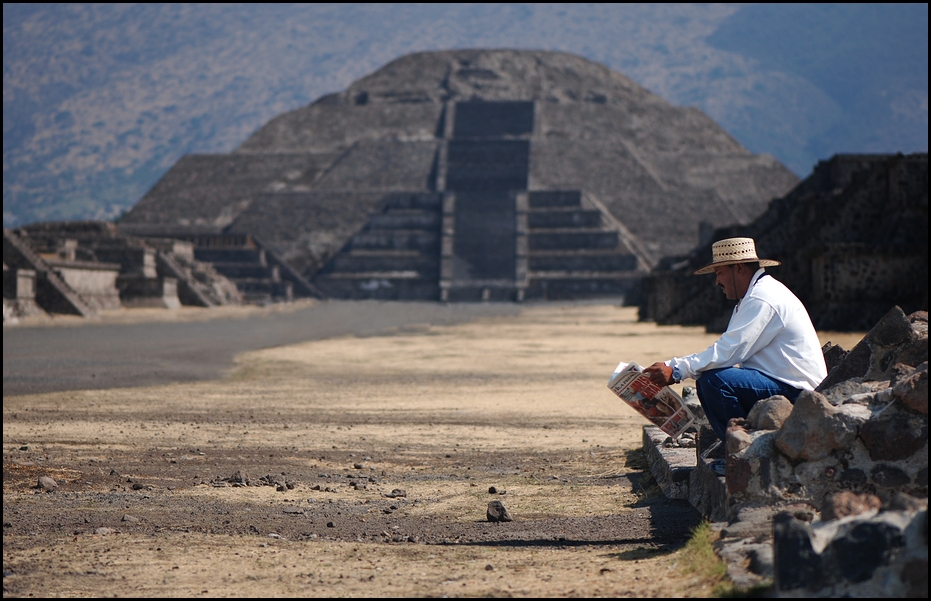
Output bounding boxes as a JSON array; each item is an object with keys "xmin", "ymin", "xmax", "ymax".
[{"xmin": 669, "ymin": 296, "xmax": 783, "ymax": 381}]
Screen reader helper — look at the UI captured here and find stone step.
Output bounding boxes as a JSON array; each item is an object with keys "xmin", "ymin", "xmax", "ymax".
[
  {"xmin": 442, "ymin": 284, "xmax": 524, "ymax": 302},
  {"xmin": 527, "ymin": 209, "xmax": 603, "ymax": 229},
  {"xmin": 350, "ymin": 230, "xmax": 440, "ymax": 252},
  {"xmin": 314, "ymin": 274, "xmax": 439, "ymax": 301},
  {"xmin": 445, "ymin": 139, "xmax": 529, "ymax": 191},
  {"xmin": 529, "ymin": 251, "xmax": 638, "ymax": 272},
  {"xmin": 641, "ymin": 425, "xmax": 727, "ymax": 522},
  {"xmin": 528, "ymin": 229, "xmax": 619, "ymax": 250},
  {"xmin": 231, "ymin": 277, "xmax": 291, "ymax": 297},
  {"xmin": 384, "ymin": 192, "xmax": 443, "ymax": 210},
  {"xmin": 528, "ymin": 191, "xmax": 582, "ymax": 208},
  {"xmin": 524, "ymin": 274, "xmax": 641, "ymax": 300},
  {"xmin": 328, "ymin": 251, "xmax": 438, "ymax": 276},
  {"xmin": 194, "ymin": 248, "xmax": 266, "ymax": 265},
  {"xmin": 212, "ymin": 263, "xmax": 280, "ymax": 280},
  {"xmin": 452, "ymin": 101, "xmax": 534, "ymax": 138},
  {"xmin": 369, "ymin": 211, "xmax": 440, "ymax": 230}
]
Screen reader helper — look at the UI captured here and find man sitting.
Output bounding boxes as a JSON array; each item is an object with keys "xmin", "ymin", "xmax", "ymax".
[{"xmin": 644, "ymin": 238, "xmax": 827, "ymax": 455}]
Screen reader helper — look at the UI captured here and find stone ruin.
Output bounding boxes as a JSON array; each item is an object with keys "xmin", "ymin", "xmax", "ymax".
[
  {"xmin": 725, "ymin": 306, "xmax": 927, "ymax": 596},
  {"xmin": 3, "ymin": 222, "xmax": 243, "ymax": 322},
  {"xmin": 116, "ymin": 49, "xmax": 798, "ymax": 303},
  {"xmin": 676, "ymin": 306, "xmax": 927, "ymax": 596},
  {"xmin": 641, "ymin": 153, "xmax": 929, "ymax": 332}
]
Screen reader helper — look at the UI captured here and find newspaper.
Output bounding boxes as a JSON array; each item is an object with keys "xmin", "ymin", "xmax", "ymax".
[{"xmin": 607, "ymin": 361, "xmax": 695, "ymax": 439}]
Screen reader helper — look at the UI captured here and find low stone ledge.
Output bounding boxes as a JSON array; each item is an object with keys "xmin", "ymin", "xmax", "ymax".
[{"xmin": 642, "ymin": 426, "xmax": 694, "ymax": 500}]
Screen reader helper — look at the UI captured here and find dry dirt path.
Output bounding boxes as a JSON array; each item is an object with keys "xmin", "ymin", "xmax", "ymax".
[
  {"xmin": 3, "ymin": 300, "xmax": 519, "ymax": 397},
  {"xmin": 3, "ymin": 301, "xmax": 866, "ymax": 597}
]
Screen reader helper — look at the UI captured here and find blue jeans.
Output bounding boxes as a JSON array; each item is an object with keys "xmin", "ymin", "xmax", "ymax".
[{"xmin": 696, "ymin": 367, "xmax": 802, "ymax": 442}]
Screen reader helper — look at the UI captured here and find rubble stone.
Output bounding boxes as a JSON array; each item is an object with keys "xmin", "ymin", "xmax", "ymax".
[
  {"xmin": 746, "ymin": 395, "xmax": 794, "ymax": 430},
  {"xmin": 892, "ymin": 361, "xmax": 928, "ymax": 415},
  {"xmin": 820, "ymin": 491, "xmax": 882, "ymax": 521},
  {"xmin": 774, "ymin": 390, "xmax": 868, "ymax": 462},
  {"xmin": 486, "ymin": 500, "xmax": 513, "ymax": 523}
]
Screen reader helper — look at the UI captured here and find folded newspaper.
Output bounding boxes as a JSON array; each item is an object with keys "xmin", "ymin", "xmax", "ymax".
[{"xmin": 607, "ymin": 361, "xmax": 695, "ymax": 439}]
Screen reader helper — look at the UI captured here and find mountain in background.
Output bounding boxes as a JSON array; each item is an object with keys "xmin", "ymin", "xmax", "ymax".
[{"xmin": 3, "ymin": 3, "xmax": 927, "ymax": 227}]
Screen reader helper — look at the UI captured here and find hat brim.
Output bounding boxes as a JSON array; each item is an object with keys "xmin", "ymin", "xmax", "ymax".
[{"xmin": 693, "ymin": 258, "xmax": 781, "ymax": 275}]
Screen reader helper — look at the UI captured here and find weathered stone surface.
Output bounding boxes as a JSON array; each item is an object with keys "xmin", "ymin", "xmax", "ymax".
[
  {"xmin": 119, "ymin": 50, "xmax": 800, "ymax": 299},
  {"xmin": 821, "ymin": 342, "xmax": 849, "ymax": 375},
  {"xmin": 859, "ymin": 403, "xmax": 928, "ymax": 461},
  {"xmin": 486, "ymin": 500, "xmax": 512, "ymax": 523},
  {"xmin": 819, "ymin": 379, "xmax": 883, "ymax": 406},
  {"xmin": 774, "ymin": 391, "xmax": 867, "ymax": 462},
  {"xmin": 818, "ymin": 306, "xmax": 918, "ymax": 391},
  {"xmin": 746, "ymin": 395, "xmax": 794, "ymax": 430},
  {"xmin": 642, "ymin": 156, "xmax": 929, "ymax": 333},
  {"xmin": 774, "ymin": 504, "xmax": 927, "ymax": 597},
  {"xmin": 725, "ymin": 421, "xmax": 753, "ymax": 455},
  {"xmin": 892, "ymin": 361, "xmax": 928, "ymax": 415},
  {"xmin": 36, "ymin": 476, "xmax": 58, "ymax": 492},
  {"xmin": 820, "ymin": 491, "xmax": 882, "ymax": 521}
]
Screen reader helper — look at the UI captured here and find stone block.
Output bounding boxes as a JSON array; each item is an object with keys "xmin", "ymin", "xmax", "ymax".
[
  {"xmin": 820, "ymin": 490, "xmax": 882, "ymax": 521},
  {"xmin": 642, "ymin": 426, "xmax": 693, "ymax": 500},
  {"xmin": 859, "ymin": 402, "xmax": 928, "ymax": 461},
  {"xmin": 775, "ymin": 390, "xmax": 869, "ymax": 462},
  {"xmin": 117, "ymin": 275, "xmax": 181, "ymax": 309},
  {"xmin": 746, "ymin": 395, "xmax": 794, "ymax": 430},
  {"xmin": 773, "ymin": 505, "xmax": 928, "ymax": 597},
  {"xmin": 892, "ymin": 361, "xmax": 928, "ymax": 415},
  {"xmin": 3, "ymin": 268, "xmax": 35, "ymax": 300}
]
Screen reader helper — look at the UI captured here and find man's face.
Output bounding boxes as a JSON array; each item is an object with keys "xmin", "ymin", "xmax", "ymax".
[{"xmin": 713, "ymin": 264, "xmax": 738, "ymax": 300}]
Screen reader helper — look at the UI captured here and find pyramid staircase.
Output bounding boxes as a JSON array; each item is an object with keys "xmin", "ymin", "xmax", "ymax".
[
  {"xmin": 313, "ymin": 100, "xmax": 651, "ymax": 302},
  {"xmin": 186, "ymin": 234, "xmax": 320, "ymax": 304},
  {"xmin": 524, "ymin": 190, "xmax": 649, "ymax": 300},
  {"xmin": 313, "ymin": 193, "xmax": 442, "ymax": 300}
]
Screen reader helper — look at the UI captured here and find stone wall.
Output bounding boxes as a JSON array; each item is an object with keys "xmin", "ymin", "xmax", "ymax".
[
  {"xmin": 640, "ymin": 153, "xmax": 928, "ymax": 332},
  {"xmin": 721, "ymin": 306, "xmax": 927, "ymax": 596}
]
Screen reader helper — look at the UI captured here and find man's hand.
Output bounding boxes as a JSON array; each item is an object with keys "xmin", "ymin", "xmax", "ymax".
[{"xmin": 644, "ymin": 362, "xmax": 674, "ymax": 387}]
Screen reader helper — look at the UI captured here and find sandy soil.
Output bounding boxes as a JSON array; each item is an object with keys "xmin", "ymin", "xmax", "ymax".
[{"xmin": 2, "ymin": 301, "xmax": 866, "ymax": 597}]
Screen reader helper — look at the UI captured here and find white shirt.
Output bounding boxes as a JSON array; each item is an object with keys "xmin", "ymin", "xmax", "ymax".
[{"xmin": 668, "ymin": 269, "xmax": 827, "ymax": 390}]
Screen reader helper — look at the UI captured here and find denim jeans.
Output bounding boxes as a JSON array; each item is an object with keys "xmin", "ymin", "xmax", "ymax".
[{"xmin": 696, "ymin": 367, "xmax": 802, "ymax": 442}]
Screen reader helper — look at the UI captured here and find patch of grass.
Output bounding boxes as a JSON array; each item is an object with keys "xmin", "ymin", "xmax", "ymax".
[
  {"xmin": 678, "ymin": 521, "xmax": 776, "ymax": 597},
  {"xmin": 681, "ymin": 522, "xmax": 727, "ymax": 584}
]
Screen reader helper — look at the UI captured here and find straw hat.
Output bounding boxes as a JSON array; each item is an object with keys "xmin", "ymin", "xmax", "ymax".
[{"xmin": 693, "ymin": 237, "xmax": 780, "ymax": 275}]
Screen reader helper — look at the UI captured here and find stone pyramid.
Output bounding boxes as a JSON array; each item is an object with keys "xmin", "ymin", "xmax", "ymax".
[{"xmin": 120, "ymin": 49, "xmax": 798, "ymax": 301}]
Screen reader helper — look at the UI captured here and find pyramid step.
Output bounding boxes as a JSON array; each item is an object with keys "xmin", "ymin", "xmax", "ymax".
[
  {"xmin": 528, "ymin": 209, "xmax": 603, "ymax": 229},
  {"xmin": 314, "ymin": 274, "xmax": 439, "ymax": 300},
  {"xmin": 384, "ymin": 193, "xmax": 443, "ymax": 210},
  {"xmin": 442, "ymin": 285, "xmax": 523, "ymax": 302},
  {"xmin": 528, "ymin": 229, "xmax": 619, "ymax": 250},
  {"xmin": 329, "ymin": 251, "xmax": 438, "ymax": 276},
  {"xmin": 525, "ymin": 272, "xmax": 642, "ymax": 300},
  {"xmin": 528, "ymin": 270, "xmax": 642, "ymax": 279},
  {"xmin": 445, "ymin": 139, "xmax": 529, "ymax": 191},
  {"xmin": 369, "ymin": 212, "xmax": 440, "ymax": 230},
  {"xmin": 212, "ymin": 262, "xmax": 279, "ymax": 280},
  {"xmin": 194, "ymin": 248, "xmax": 266, "ymax": 264},
  {"xmin": 350, "ymin": 230, "xmax": 440, "ymax": 251},
  {"xmin": 232, "ymin": 278, "xmax": 293, "ymax": 302},
  {"xmin": 528, "ymin": 191, "xmax": 582, "ymax": 208},
  {"xmin": 529, "ymin": 252, "xmax": 637, "ymax": 272}
]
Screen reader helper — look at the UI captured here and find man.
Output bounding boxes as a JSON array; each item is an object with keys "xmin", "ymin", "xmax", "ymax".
[{"xmin": 644, "ymin": 237, "xmax": 827, "ymax": 450}]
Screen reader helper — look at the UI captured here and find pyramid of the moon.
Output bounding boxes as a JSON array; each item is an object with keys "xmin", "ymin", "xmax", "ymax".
[{"xmin": 120, "ymin": 49, "xmax": 799, "ymax": 302}]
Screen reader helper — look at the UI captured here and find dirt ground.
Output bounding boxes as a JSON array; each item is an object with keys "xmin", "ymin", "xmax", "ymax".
[{"xmin": 2, "ymin": 301, "xmax": 866, "ymax": 598}]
